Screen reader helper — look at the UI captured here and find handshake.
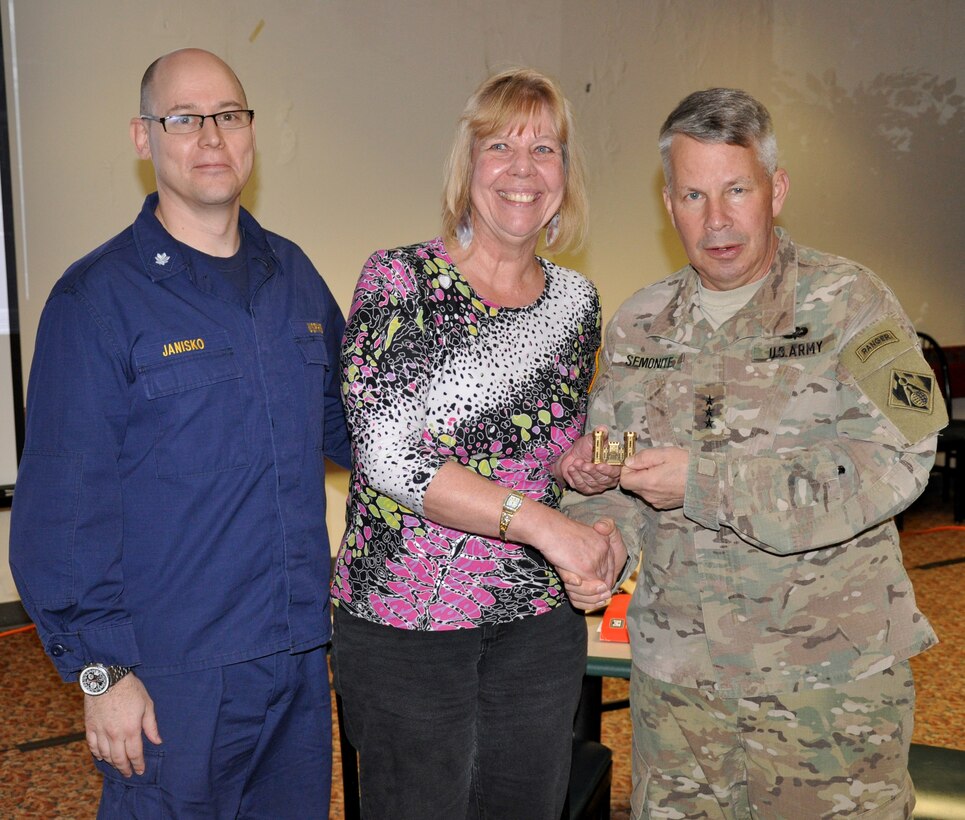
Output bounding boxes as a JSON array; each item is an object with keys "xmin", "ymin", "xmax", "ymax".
[
  {"xmin": 550, "ymin": 426, "xmax": 691, "ymax": 609},
  {"xmin": 555, "ymin": 516, "xmax": 630, "ymax": 612}
]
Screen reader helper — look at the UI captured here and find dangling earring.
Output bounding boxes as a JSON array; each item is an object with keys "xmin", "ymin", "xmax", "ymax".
[
  {"xmin": 456, "ymin": 212, "xmax": 474, "ymax": 249},
  {"xmin": 545, "ymin": 213, "xmax": 561, "ymax": 246}
]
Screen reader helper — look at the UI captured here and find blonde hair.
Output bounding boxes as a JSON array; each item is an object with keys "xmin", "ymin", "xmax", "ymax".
[{"xmin": 442, "ymin": 68, "xmax": 588, "ymax": 253}]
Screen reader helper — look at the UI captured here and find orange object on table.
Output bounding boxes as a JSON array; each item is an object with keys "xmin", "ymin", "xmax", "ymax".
[{"xmin": 599, "ymin": 593, "xmax": 631, "ymax": 642}]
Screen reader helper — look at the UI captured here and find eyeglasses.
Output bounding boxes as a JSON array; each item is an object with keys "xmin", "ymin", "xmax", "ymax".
[{"xmin": 140, "ymin": 109, "xmax": 255, "ymax": 134}]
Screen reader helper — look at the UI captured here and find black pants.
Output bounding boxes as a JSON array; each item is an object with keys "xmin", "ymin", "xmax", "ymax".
[{"xmin": 332, "ymin": 604, "xmax": 587, "ymax": 820}]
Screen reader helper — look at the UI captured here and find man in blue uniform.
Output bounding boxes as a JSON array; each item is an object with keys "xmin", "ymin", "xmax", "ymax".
[{"xmin": 9, "ymin": 48, "xmax": 350, "ymax": 817}]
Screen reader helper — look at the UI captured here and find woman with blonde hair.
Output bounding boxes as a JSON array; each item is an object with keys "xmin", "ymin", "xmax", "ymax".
[{"xmin": 333, "ymin": 67, "xmax": 624, "ymax": 818}]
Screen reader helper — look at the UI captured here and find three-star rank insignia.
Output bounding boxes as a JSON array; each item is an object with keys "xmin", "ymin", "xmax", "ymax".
[{"xmin": 889, "ymin": 369, "xmax": 935, "ymax": 414}]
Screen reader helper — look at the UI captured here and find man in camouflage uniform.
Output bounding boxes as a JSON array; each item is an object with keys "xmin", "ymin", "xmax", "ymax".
[{"xmin": 562, "ymin": 88, "xmax": 946, "ymax": 819}]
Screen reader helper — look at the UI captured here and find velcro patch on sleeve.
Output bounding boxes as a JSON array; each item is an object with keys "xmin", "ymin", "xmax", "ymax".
[
  {"xmin": 841, "ymin": 318, "xmax": 913, "ymax": 380},
  {"xmin": 841, "ymin": 318, "xmax": 948, "ymax": 445}
]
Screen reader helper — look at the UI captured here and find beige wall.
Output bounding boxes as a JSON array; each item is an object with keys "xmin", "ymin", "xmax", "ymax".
[
  {"xmin": 558, "ymin": 0, "xmax": 965, "ymax": 338},
  {"xmin": 2, "ymin": 0, "xmax": 962, "ymax": 603}
]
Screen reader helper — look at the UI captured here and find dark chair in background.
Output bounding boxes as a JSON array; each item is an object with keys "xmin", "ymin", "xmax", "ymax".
[
  {"xmin": 563, "ymin": 738, "xmax": 613, "ymax": 820},
  {"xmin": 908, "ymin": 743, "xmax": 965, "ymax": 819},
  {"xmin": 917, "ymin": 332, "xmax": 965, "ymax": 522}
]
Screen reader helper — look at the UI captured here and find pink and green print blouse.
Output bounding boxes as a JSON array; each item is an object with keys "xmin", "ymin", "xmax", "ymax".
[{"xmin": 334, "ymin": 237, "xmax": 601, "ymax": 630}]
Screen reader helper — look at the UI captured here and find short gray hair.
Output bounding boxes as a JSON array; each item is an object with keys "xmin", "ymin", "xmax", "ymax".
[{"xmin": 658, "ymin": 88, "xmax": 778, "ymax": 184}]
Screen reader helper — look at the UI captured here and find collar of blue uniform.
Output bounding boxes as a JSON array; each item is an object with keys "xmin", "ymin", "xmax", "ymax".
[{"xmin": 131, "ymin": 192, "xmax": 275, "ymax": 283}]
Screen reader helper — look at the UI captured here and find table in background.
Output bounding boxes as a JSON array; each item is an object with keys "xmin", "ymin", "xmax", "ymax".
[{"xmin": 575, "ymin": 614, "xmax": 632, "ymax": 743}]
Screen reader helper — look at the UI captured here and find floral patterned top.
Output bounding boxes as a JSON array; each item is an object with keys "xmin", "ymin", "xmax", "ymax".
[{"xmin": 333, "ymin": 237, "xmax": 601, "ymax": 630}]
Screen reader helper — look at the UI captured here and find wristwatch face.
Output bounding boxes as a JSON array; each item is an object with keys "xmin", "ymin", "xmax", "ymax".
[
  {"xmin": 505, "ymin": 493, "xmax": 523, "ymax": 512},
  {"xmin": 79, "ymin": 664, "xmax": 110, "ymax": 696}
]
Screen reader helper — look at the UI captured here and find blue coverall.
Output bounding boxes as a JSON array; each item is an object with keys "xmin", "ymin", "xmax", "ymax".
[{"xmin": 10, "ymin": 193, "xmax": 351, "ymax": 816}]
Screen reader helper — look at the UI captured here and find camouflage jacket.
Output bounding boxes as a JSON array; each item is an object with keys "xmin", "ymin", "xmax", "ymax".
[{"xmin": 564, "ymin": 228, "xmax": 945, "ymax": 697}]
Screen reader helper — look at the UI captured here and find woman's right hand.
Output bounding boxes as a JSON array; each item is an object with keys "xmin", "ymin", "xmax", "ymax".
[
  {"xmin": 515, "ymin": 503, "xmax": 611, "ymax": 588},
  {"xmin": 422, "ymin": 463, "xmax": 617, "ymax": 593},
  {"xmin": 556, "ymin": 519, "xmax": 628, "ymax": 610}
]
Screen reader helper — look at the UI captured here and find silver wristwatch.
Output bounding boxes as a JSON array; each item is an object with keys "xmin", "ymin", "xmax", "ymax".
[{"xmin": 78, "ymin": 663, "xmax": 132, "ymax": 696}]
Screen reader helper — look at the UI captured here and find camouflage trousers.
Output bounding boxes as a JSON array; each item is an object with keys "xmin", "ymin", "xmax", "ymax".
[{"xmin": 630, "ymin": 662, "xmax": 915, "ymax": 819}]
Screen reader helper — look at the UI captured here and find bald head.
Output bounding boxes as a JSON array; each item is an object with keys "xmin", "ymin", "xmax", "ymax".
[
  {"xmin": 139, "ymin": 48, "xmax": 247, "ymax": 116},
  {"xmin": 130, "ymin": 47, "xmax": 255, "ymax": 241}
]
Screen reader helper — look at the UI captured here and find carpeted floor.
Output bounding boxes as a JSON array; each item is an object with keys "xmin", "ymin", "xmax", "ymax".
[{"xmin": 1, "ymin": 482, "xmax": 962, "ymax": 818}]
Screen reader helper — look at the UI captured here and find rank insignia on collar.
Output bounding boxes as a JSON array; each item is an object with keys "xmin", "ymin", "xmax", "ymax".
[
  {"xmin": 154, "ymin": 252, "xmax": 170, "ymax": 267},
  {"xmin": 889, "ymin": 369, "xmax": 935, "ymax": 414}
]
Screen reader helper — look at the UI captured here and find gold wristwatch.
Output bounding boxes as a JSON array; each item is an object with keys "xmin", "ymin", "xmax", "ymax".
[{"xmin": 498, "ymin": 490, "xmax": 525, "ymax": 540}]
